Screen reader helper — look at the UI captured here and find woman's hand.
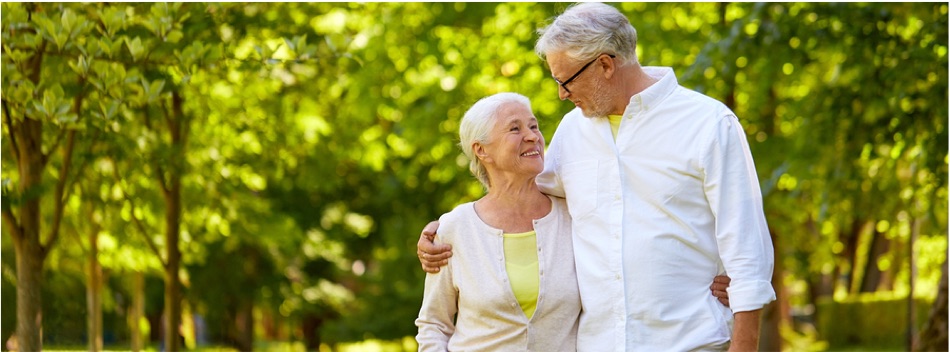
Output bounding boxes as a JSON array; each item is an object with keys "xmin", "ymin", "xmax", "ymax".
[{"xmin": 710, "ymin": 275, "xmax": 731, "ymax": 307}]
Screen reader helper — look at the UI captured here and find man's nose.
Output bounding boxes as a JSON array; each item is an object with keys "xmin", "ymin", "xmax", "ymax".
[{"xmin": 558, "ymin": 86, "xmax": 570, "ymax": 100}]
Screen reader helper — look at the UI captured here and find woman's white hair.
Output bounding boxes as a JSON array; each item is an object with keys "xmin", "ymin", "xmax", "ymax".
[
  {"xmin": 535, "ymin": 2, "xmax": 639, "ymax": 65},
  {"xmin": 458, "ymin": 92, "xmax": 532, "ymax": 189}
]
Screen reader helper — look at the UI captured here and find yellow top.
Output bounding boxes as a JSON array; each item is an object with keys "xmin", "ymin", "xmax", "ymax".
[
  {"xmin": 503, "ymin": 230, "xmax": 539, "ymax": 319},
  {"xmin": 608, "ymin": 114, "xmax": 622, "ymax": 140}
]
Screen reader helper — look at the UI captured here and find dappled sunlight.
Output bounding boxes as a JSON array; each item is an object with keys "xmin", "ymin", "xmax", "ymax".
[{"xmin": 1, "ymin": 2, "xmax": 945, "ymax": 351}]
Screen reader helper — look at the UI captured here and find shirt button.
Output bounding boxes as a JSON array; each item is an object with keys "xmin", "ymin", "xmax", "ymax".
[{"xmin": 615, "ymin": 275, "xmax": 621, "ymax": 280}]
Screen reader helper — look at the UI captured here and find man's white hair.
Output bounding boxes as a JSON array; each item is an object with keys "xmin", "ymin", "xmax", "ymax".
[{"xmin": 535, "ymin": 2, "xmax": 639, "ymax": 65}]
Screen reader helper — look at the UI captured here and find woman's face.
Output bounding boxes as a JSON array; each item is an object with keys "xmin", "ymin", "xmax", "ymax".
[{"xmin": 479, "ymin": 102, "xmax": 546, "ymax": 177}]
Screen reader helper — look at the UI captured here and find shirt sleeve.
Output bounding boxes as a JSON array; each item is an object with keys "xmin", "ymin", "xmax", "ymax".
[
  {"xmin": 701, "ymin": 113, "xmax": 776, "ymax": 313},
  {"xmin": 415, "ymin": 245, "xmax": 458, "ymax": 351},
  {"xmin": 537, "ymin": 123, "xmax": 565, "ymax": 198}
]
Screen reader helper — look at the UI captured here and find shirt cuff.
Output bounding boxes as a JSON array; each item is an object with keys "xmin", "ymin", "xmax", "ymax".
[{"xmin": 727, "ymin": 279, "xmax": 776, "ymax": 312}]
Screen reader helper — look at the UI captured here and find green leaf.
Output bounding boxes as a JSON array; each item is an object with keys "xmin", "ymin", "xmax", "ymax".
[
  {"xmin": 283, "ymin": 37, "xmax": 295, "ymax": 52},
  {"xmin": 31, "ymin": 100, "xmax": 47, "ymax": 116},
  {"xmin": 10, "ymin": 80, "xmax": 34, "ymax": 104},
  {"xmin": 2, "ymin": 46, "xmax": 30, "ymax": 65},
  {"xmin": 97, "ymin": 5, "xmax": 128, "ymax": 38},
  {"xmin": 33, "ymin": 13, "xmax": 58, "ymax": 45},
  {"xmin": 61, "ymin": 8, "xmax": 78, "ymax": 35},
  {"xmin": 141, "ymin": 78, "xmax": 165, "ymax": 103},
  {"xmin": 67, "ymin": 55, "xmax": 90, "ymax": 76},
  {"xmin": 56, "ymin": 113, "xmax": 78, "ymax": 124},
  {"xmin": 204, "ymin": 45, "xmax": 223, "ymax": 62},
  {"xmin": 166, "ymin": 30, "xmax": 183, "ymax": 43},
  {"xmin": 126, "ymin": 36, "xmax": 144, "ymax": 61},
  {"xmin": 98, "ymin": 37, "xmax": 114, "ymax": 57},
  {"xmin": 99, "ymin": 100, "xmax": 120, "ymax": 120},
  {"xmin": 149, "ymin": 80, "xmax": 165, "ymax": 100}
]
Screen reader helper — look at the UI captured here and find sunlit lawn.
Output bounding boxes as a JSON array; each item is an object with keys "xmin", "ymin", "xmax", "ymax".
[
  {"xmin": 45, "ymin": 337, "xmax": 419, "ymax": 352},
  {"xmin": 44, "ymin": 338, "xmax": 906, "ymax": 352}
]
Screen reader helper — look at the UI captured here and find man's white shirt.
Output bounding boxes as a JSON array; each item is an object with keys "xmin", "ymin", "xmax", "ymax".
[{"xmin": 537, "ymin": 66, "xmax": 776, "ymax": 351}]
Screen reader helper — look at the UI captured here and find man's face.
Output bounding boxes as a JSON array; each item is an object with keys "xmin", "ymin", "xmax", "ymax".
[{"xmin": 547, "ymin": 51, "xmax": 613, "ymax": 118}]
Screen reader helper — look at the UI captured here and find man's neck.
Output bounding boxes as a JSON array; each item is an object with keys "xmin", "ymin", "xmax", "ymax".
[{"xmin": 610, "ymin": 63, "xmax": 658, "ymax": 115}]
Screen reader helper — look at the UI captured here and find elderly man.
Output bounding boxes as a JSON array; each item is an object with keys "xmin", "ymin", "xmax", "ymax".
[{"xmin": 419, "ymin": 3, "xmax": 775, "ymax": 351}]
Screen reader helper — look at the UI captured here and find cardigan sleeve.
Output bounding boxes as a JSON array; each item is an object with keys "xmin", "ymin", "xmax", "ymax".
[{"xmin": 415, "ymin": 242, "xmax": 458, "ymax": 351}]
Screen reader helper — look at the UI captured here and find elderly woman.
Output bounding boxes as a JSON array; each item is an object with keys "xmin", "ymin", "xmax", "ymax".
[{"xmin": 415, "ymin": 92, "xmax": 580, "ymax": 351}]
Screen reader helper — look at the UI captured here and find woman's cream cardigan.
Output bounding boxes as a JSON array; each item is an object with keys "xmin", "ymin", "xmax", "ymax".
[{"xmin": 416, "ymin": 196, "xmax": 581, "ymax": 351}]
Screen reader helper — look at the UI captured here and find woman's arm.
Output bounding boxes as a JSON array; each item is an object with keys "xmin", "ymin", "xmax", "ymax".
[{"xmin": 415, "ymin": 258, "xmax": 458, "ymax": 351}]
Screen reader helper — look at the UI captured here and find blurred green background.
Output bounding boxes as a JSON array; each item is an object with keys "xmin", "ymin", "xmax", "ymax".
[{"xmin": 1, "ymin": 2, "xmax": 947, "ymax": 351}]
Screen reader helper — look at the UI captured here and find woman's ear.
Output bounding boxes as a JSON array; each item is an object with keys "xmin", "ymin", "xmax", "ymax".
[{"xmin": 473, "ymin": 142, "xmax": 492, "ymax": 164}]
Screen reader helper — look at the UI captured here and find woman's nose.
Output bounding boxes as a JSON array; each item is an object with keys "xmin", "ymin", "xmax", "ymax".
[{"xmin": 524, "ymin": 130, "xmax": 539, "ymax": 141}]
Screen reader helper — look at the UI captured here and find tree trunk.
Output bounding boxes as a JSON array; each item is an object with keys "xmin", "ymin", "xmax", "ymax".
[
  {"xmin": 302, "ymin": 315, "xmax": 323, "ymax": 350},
  {"xmin": 262, "ymin": 308, "xmax": 279, "ymax": 340},
  {"xmin": 759, "ymin": 229, "xmax": 784, "ymax": 351},
  {"xmin": 5, "ymin": 19, "xmax": 80, "ymax": 352},
  {"xmin": 907, "ymin": 217, "xmax": 920, "ymax": 350},
  {"xmin": 235, "ymin": 300, "xmax": 254, "ymax": 351},
  {"xmin": 162, "ymin": 91, "xmax": 188, "ymax": 352},
  {"xmin": 915, "ymin": 260, "xmax": 948, "ymax": 351},
  {"xmin": 12, "ymin": 116, "xmax": 47, "ymax": 352},
  {"xmin": 859, "ymin": 228, "xmax": 890, "ymax": 293},
  {"xmin": 14, "ymin": 240, "xmax": 44, "ymax": 352},
  {"xmin": 804, "ymin": 216, "xmax": 833, "ymax": 332},
  {"xmin": 841, "ymin": 219, "xmax": 863, "ymax": 294},
  {"xmin": 87, "ymin": 227, "xmax": 103, "ymax": 352},
  {"xmin": 130, "ymin": 271, "xmax": 145, "ymax": 352},
  {"xmin": 163, "ymin": 199, "xmax": 182, "ymax": 352}
]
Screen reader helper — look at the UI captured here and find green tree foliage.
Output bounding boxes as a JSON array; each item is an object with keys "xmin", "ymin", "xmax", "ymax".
[{"xmin": 1, "ymin": 3, "xmax": 945, "ymax": 350}]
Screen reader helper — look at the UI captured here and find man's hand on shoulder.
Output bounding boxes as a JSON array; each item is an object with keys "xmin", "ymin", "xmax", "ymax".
[{"xmin": 417, "ymin": 220, "xmax": 452, "ymax": 273}]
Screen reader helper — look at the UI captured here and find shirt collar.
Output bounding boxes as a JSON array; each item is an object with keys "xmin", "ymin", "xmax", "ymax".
[{"xmin": 625, "ymin": 66, "xmax": 678, "ymax": 116}]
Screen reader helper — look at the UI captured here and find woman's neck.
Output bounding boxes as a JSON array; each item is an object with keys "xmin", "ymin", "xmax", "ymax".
[{"xmin": 475, "ymin": 177, "xmax": 551, "ymax": 233}]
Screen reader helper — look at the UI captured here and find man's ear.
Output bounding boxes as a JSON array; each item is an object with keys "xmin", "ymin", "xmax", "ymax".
[
  {"xmin": 601, "ymin": 54, "xmax": 616, "ymax": 80},
  {"xmin": 473, "ymin": 142, "xmax": 492, "ymax": 164}
]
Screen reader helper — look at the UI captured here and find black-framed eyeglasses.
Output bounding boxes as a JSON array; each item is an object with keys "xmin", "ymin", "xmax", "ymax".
[{"xmin": 554, "ymin": 54, "xmax": 616, "ymax": 94}]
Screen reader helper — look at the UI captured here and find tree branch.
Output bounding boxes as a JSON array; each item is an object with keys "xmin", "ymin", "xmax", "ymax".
[
  {"xmin": 43, "ymin": 74, "xmax": 88, "ymax": 255},
  {"xmin": 60, "ymin": 79, "xmax": 93, "ymax": 212},
  {"xmin": 27, "ymin": 40, "xmax": 46, "ymax": 84},
  {"xmin": 42, "ymin": 129, "xmax": 75, "ymax": 256},
  {"xmin": 167, "ymin": 92, "xmax": 188, "ymax": 185},
  {"xmin": 172, "ymin": 91, "xmax": 189, "ymax": 151},
  {"xmin": 111, "ymin": 159, "xmax": 167, "ymax": 268},
  {"xmin": 64, "ymin": 130, "xmax": 99, "ymax": 200},
  {"xmin": 40, "ymin": 125, "xmax": 67, "ymax": 169},
  {"xmin": 3, "ymin": 42, "xmax": 327, "ymax": 68},
  {"xmin": 162, "ymin": 94, "xmax": 175, "ymax": 136},
  {"xmin": 2, "ymin": 208, "xmax": 22, "ymax": 245},
  {"xmin": 141, "ymin": 106, "xmax": 170, "ymax": 194},
  {"xmin": 2, "ymin": 99, "xmax": 20, "ymax": 164}
]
